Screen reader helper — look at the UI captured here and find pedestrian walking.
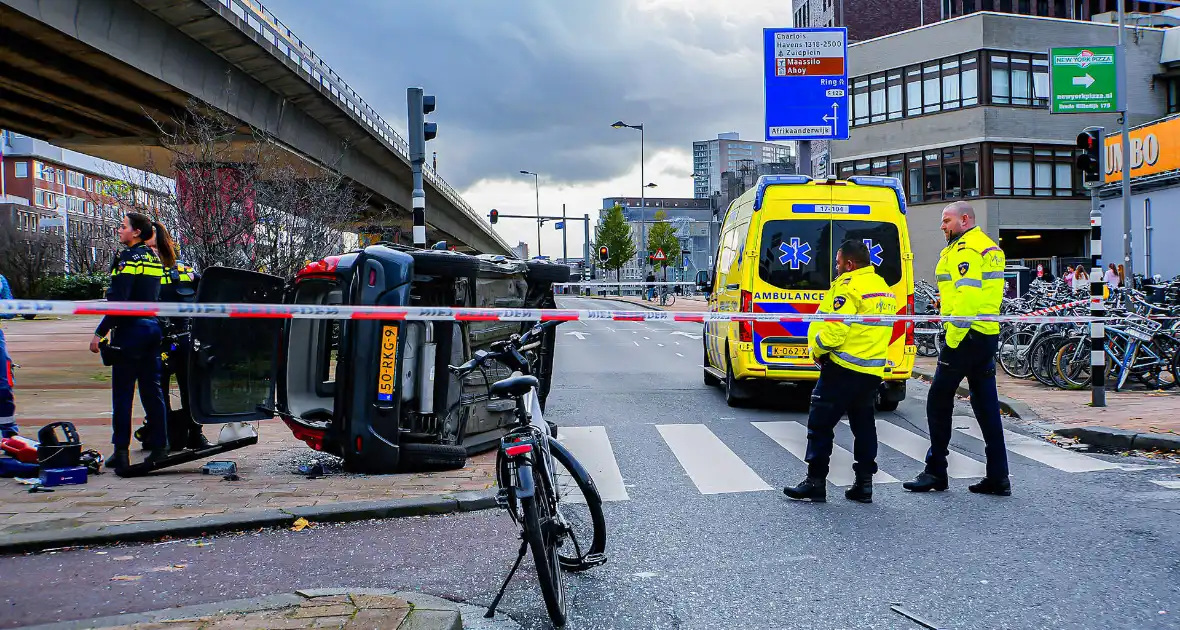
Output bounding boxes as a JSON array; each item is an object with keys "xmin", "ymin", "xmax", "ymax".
[
  {"xmin": 646, "ymin": 270, "xmax": 657, "ymax": 301},
  {"xmin": 1104, "ymin": 263, "xmax": 1120, "ymax": 290},
  {"xmin": 0, "ymin": 272, "xmax": 17, "ymax": 438},
  {"xmin": 783, "ymin": 240, "xmax": 897, "ymax": 504},
  {"xmin": 89, "ymin": 212, "xmax": 170, "ymax": 471},
  {"xmin": 132, "ymin": 222, "xmax": 208, "ymax": 450},
  {"xmin": 904, "ymin": 201, "xmax": 1010, "ymax": 496}
]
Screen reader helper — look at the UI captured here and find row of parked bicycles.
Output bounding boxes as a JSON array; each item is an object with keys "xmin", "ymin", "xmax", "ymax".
[{"xmin": 914, "ymin": 276, "xmax": 1180, "ymax": 392}]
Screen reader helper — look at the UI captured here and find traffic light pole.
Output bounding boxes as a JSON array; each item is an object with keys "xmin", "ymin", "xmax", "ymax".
[{"xmin": 408, "ymin": 87, "xmax": 436, "ymax": 248}]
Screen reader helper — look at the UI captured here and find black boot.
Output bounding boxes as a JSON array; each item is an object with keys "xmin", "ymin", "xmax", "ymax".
[
  {"xmin": 845, "ymin": 475, "xmax": 873, "ymax": 503},
  {"xmin": 969, "ymin": 476, "xmax": 1011, "ymax": 496},
  {"xmin": 145, "ymin": 447, "xmax": 171, "ymax": 465},
  {"xmin": 107, "ymin": 448, "xmax": 130, "ymax": 472},
  {"xmin": 185, "ymin": 424, "xmax": 211, "ymax": 450},
  {"xmin": 902, "ymin": 472, "xmax": 949, "ymax": 492},
  {"xmin": 783, "ymin": 477, "xmax": 827, "ymax": 502}
]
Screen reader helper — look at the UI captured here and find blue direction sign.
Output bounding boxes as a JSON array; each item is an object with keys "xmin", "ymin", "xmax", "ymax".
[{"xmin": 763, "ymin": 27, "xmax": 849, "ymax": 141}]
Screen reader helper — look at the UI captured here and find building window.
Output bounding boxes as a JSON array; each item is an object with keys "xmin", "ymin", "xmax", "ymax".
[
  {"xmin": 34, "ymin": 189, "xmax": 52, "ymax": 208},
  {"xmin": 833, "ymin": 144, "xmax": 986, "ymax": 203},
  {"xmin": 67, "ymin": 171, "xmax": 84, "ymax": 188},
  {"xmin": 1167, "ymin": 78, "xmax": 1180, "ymax": 114},
  {"xmin": 14, "ymin": 161, "xmax": 28, "ymax": 178},
  {"xmin": 990, "ymin": 143, "xmax": 1077, "ymax": 197},
  {"xmin": 988, "ymin": 52, "xmax": 1048, "ymax": 107},
  {"xmin": 852, "ymin": 53, "xmax": 981, "ymax": 127}
]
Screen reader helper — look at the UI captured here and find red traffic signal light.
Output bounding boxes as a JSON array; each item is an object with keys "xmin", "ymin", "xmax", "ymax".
[
  {"xmin": 598, "ymin": 245, "xmax": 609, "ymax": 262},
  {"xmin": 1075, "ymin": 127, "xmax": 1103, "ymax": 186},
  {"xmin": 489, "ymin": 209, "xmax": 499, "ymax": 224}
]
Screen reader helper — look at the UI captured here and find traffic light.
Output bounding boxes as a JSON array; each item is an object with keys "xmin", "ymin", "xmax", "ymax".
[
  {"xmin": 598, "ymin": 245, "xmax": 609, "ymax": 262},
  {"xmin": 407, "ymin": 88, "xmax": 437, "ymax": 163},
  {"xmin": 1075, "ymin": 126, "xmax": 1104, "ymax": 188},
  {"xmin": 489, "ymin": 209, "xmax": 499, "ymax": 224}
]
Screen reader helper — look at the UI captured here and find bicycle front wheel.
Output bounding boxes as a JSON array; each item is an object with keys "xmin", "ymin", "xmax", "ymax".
[
  {"xmin": 549, "ymin": 440, "xmax": 606, "ymax": 571},
  {"xmin": 521, "ymin": 466, "xmax": 567, "ymax": 626}
]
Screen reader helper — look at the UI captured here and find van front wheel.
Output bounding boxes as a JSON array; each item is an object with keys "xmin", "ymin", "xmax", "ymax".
[
  {"xmin": 704, "ymin": 342, "xmax": 720, "ymax": 387},
  {"xmin": 725, "ymin": 356, "xmax": 750, "ymax": 407}
]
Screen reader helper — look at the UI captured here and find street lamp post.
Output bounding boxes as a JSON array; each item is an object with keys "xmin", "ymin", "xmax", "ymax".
[
  {"xmin": 612, "ymin": 121, "xmax": 649, "ymax": 267},
  {"xmin": 519, "ymin": 170, "xmax": 541, "ymax": 257}
]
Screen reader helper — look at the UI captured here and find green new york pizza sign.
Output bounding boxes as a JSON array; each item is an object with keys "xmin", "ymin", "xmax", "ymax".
[{"xmin": 1049, "ymin": 47, "xmax": 1118, "ymax": 114}]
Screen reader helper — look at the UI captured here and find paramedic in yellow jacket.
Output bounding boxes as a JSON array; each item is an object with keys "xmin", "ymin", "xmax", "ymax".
[
  {"xmin": 903, "ymin": 201, "xmax": 1011, "ymax": 497},
  {"xmin": 784, "ymin": 240, "xmax": 896, "ymax": 504}
]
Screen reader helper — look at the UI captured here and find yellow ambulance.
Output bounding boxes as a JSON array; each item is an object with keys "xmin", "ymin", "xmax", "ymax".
[{"xmin": 698, "ymin": 175, "xmax": 917, "ymax": 408}]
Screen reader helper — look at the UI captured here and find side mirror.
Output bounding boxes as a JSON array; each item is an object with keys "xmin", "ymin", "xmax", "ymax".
[{"xmin": 695, "ymin": 270, "xmax": 711, "ymax": 292}]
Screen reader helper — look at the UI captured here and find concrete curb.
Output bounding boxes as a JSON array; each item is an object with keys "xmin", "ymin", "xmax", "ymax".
[
  {"xmin": 1054, "ymin": 426, "xmax": 1180, "ymax": 452},
  {"xmin": 910, "ymin": 366, "xmax": 1037, "ymax": 421},
  {"xmin": 13, "ymin": 588, "xmax": 471, "ymax": 630},
  {"xmin": 0, "ymin": 489, "xmax": 497, "ymax": 555}
]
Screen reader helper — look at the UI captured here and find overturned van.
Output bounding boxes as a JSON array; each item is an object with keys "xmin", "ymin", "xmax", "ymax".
[{"xmin": 185, "ymin": 244, "xmax": 570, "ymax": 473}]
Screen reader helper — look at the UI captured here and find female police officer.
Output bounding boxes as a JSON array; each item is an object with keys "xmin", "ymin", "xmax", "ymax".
[
  {"xmin": 132, "ymin": 222, "xmax": 208, "ymax": 450},
  {"xmin": 88, "ymin": 212, "xmax": 171, "ymax": 471}
]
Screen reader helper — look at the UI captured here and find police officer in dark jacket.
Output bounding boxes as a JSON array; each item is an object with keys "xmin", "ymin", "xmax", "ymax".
[
  {"xmin": 89, "ymin": 212, "xmax": 170, "ymax": 471},
  {"xmin": 133, "ymin": 222, "xmax": 209, "ymax": 450}
]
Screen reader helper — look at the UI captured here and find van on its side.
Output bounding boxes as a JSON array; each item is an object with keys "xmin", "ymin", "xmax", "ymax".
[{"xmin": 699, "ymin": 175, "xmax": 917, "ymax": 408}]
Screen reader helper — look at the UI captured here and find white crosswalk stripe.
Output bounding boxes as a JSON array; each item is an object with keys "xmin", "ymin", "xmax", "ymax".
[
  {"xmin": 852, "ymin": 419, "xmax": 987, "ymax": 479},
  {"xmin": 1148, "ymin": 480, "xmax": 1180, "ymax": 489},
  {"xmin": 754, "ymin": 421, "xmax": 899, "ymax": 486},
  {"xmin": 544, "ymin": 419, "xmax": 1135, "ymax": 502},
  {"xmin": 952, "ymin": 416, "xmax": 1121, "ymax": 473},
  {"xmin": 655, "ymin": 424, "xmax": 773, "ymax": 494},
  {"xmin": 557, "ymin": 426, "xmax": 629, "ymax": 502}
]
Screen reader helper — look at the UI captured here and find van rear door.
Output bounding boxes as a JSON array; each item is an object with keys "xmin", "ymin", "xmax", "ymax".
[
  {"xmin": 752, "ymin": 218, "xmax": 832, "ymax": 369},
  {"xmin": 187, "ymin": 267, "xmax": 286, "ymax": 425}
]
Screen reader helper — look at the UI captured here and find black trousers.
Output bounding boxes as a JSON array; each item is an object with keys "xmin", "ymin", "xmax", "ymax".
[
  {"xmin": 110, "ymin": 319, "xmax": 167, "ymax": 450},
  {"xmin": 924, "ymin": 331, "xmax": 1009, "ymax": 479},
  {"xmin": 804, "ymin": 361, "xmax": 882, "ymax": 480}
]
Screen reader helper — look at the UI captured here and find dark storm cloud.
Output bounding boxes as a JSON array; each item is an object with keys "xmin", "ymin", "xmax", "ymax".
[{"xmin": 269, "ymin": 0, "xmax": 788, "ymax": 187}]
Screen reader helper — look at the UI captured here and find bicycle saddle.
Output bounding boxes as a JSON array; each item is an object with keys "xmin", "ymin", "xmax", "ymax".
[{"xmin": 490, "ymin": 374, "xmax": 539, "ymax": 399}]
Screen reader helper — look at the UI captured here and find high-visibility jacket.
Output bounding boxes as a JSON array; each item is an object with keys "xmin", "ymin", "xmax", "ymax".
[
  {"xmin": 95, "ymin": 244, "xmax": 163, "ymax": 338},
  {"xmin": 808, "ymin": 265, "xmax": 898, "ymax": 377},
  {"xmin": 935, "ymin": 226, "xmax": 1005, "ymax": 348}
]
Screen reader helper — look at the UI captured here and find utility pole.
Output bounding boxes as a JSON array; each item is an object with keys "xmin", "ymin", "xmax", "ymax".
[
  {"xmin": 561, "ymin": 203, "xmax": 568, "ymax": 263},
  {"xmin": 1077, "ymin": 126, "xmax": 1106, "ymax": 407},
  {"xmin": 1117, "ymin": 3, "xmax": 1133, "ymax": 287}
]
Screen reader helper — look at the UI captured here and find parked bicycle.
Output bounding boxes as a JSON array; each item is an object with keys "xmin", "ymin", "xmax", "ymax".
[
  {"xmin": 647, "ymin": 284, "xmax": 677, "ymax": 307},
  {"xmin": 449, "ymin": 320, "xmax": 607, "ymax": 627}
]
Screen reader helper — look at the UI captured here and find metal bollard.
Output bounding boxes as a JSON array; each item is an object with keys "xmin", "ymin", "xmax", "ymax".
[{"xmin": 1089, "ymin": 200, "xmax": 1106, "ymax": 407}]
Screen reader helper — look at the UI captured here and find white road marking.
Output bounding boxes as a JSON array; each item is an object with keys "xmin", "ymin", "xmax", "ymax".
[
  {"xmin": 953, "ymin": 417, "xmax": 1121, "ymax": 473},
  {"xmin": 1150, "ymin": 479, "xmax": 1180, "ymax": 489},
  {"xmin": 850, "ymin": 419, "xmax": 986, "ymax": 478},
  {"xmin": 557, "ymin": 426, "xmax": 629, "ymax": 502},
  {"xmin": 634, "ymin": 341, "xmax": 640, "ymax": 347},
  {"xmin": 656, "ymin": 424, "xmax": 772, "ymax": 494},
  {"xmin": 754, "ymin": 421, "xmax": 899, "ymax": 485},
  {"xmin": 676, "ymin": 353, "xmax": 685, "ymax": 357}
]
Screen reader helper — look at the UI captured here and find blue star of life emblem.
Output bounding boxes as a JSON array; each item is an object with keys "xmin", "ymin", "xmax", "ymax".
[
  {"xmin": 862, "ymin": 239, "xmax": 884, "ymax": 266},
  {"xmin": 778, "ymin": 237, "xmax": 812, "ymax": 270}
]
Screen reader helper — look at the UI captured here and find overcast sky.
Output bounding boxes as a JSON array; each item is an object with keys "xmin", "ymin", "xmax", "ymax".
[{"xmin": 272, "ymin": 0, "xmax": 794, "ymax": 257}]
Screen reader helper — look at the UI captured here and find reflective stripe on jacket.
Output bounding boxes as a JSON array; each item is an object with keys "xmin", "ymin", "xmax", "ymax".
[
  {"xmin": 935, "ymin": 226, "xmax": 1005, "ymax": 348},
  {"xmin": 807, "ymin": 265, "xmax": 898, "ymax": 377}
]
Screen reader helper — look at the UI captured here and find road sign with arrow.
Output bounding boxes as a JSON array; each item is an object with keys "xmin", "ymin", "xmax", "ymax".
[
  {"xmin": 1049, "ymin": 46, "xmax": 1117, "ymax": 114},
  {"xmin": 763, "ymin": 27, "xmax": 849, "ymax": 141}
]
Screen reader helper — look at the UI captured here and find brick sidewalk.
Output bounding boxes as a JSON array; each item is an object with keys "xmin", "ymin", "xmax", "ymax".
[
  {"xmin": 0, "ymin": 317, "xmax": 495, "ymax": 541},
  {"xmin": 914, "ymin": 356, "xmax": 1180, "ymax": 436}
]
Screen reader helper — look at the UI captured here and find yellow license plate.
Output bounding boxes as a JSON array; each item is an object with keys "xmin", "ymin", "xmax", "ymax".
[
  {"xmin": 768, "ymin": 345, "xmax": 809, "ymax": 359},
  {"xmin": 377, "ymin": 325, "xmax": 399, "ymax": 402}
]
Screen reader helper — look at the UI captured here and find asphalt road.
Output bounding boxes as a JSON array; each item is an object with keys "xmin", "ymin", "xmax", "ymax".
[{"xmin": 3, "ymin": 295, "xmax": 1180, "ymax": 629}]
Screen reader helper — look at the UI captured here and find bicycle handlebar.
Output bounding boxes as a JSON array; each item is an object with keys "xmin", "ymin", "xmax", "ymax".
[{"xmin": 448, "ymin": 320, "xmax": 563, "ymax": 377}]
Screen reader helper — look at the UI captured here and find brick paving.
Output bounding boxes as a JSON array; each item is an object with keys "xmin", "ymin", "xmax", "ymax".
[
  {"xmin": 88, "ymin": 592, "xmax": 422, "ymax": 630},
  {"xmin": 0, "ymin": 317, "xmax": 495, "ymax": 540},
  {"xmin": 914, "ymin": 356, "xmax": 1180, "ymax": 436}
]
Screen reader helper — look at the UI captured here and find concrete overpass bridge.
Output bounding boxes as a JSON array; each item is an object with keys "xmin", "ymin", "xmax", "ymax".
[{"xmin": 0, "ymin": 0, "xmax": 510, "ymax": 254}]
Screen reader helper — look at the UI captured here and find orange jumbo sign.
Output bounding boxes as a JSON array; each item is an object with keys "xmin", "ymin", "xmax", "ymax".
[{"xmin": 1104, "ymin": 115, "xmax": 1180, "ymax": 182}]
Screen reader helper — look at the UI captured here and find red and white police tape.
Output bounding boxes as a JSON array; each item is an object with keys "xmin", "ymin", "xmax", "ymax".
[{"xmin": 0, "ymin": 299, "xmax": 1100, "ymax": 325}]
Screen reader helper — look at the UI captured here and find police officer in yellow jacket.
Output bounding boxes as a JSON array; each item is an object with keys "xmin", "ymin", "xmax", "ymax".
[
  {"xmin": 904, "ymin": 201, "xmax": 1011, "ymax": 496},
  {"xmin": 784, "ymin": 240, "xmax": 896, "ymax": 504}
]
